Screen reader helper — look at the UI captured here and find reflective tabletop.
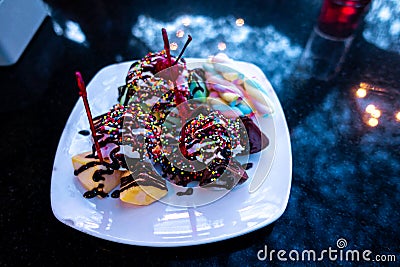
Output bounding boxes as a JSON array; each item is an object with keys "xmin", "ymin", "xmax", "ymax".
[{"xmin": 1, "ymin": 0, "xmax": 399, "ymax": 265}]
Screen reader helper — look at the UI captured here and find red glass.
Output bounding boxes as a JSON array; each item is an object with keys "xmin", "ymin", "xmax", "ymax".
[{"xmin": 317, "ymin": 0, "xmax": 371, "ymax": 38}]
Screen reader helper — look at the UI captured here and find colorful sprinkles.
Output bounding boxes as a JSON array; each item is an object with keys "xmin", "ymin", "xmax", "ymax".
[{"xmin": 91, "ymin": 50, "xmax": 252, "ymax": 188}]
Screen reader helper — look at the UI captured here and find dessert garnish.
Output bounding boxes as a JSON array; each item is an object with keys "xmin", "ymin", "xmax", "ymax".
[{"xmin": 75, "ymin": 72, "xmax": 104, "ymax": 163}]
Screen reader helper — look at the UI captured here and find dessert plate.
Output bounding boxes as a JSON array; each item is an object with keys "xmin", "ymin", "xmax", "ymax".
[{"xmin": 50, "ymin": 59, "xmax": 292, "ymax": 247}]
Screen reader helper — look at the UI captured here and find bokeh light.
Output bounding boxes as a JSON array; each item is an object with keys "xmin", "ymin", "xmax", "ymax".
[
  {"xmin": 170, "ymin": 42, "xmax": 178, "ymax": 50},
  {"xmin": 236, "ymin": 18, "xmax": 245, "ymax": 27},
  {"xmin": 218, "ymin": 42, "xmax": 227, "ymax": 51},
  {"xmin": 356, "ymin": 88, "xmax": 367, "ymax": 98},
  {"xmin": 367, "ymin": 117, "xmax": 379, "ymax": 127},
  {"xmin": 371, "ymin": 109, "xmax": 381, "ymax": 118},
  {"xmin": 176, "ymin": 30, "xmax": 185, "ymax": 38},
  {"xmin": 182, "ymin": 17, "xmax": 191, "ymax": 26},
  {"xmin": 365, "ymin": 104, "xmax": 376, "ymax": 114},
  {"xmin": 396, "ymin": 111, "xmax": 400, "ymax": 122}
]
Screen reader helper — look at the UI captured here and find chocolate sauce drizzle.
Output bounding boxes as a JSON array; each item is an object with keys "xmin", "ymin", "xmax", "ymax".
[
  {"xmin": 176, "ymin": 187, "xmax": 193, "ymax": 196},
  {"xmin": 73, "ymin": 146, "xmax": 122, "ymax": 199},
  {"xmin": 119, "ymin": 171, "xmax": 166, "ymax": 193},
  {"xmin": 242, "ymin": 163, "xmax": 253, "ymax": 170},
  {"xmin": 202, "ymin": 158, "xmax": 248, "ymax": 189},
  {"xmin": 191, "ymin": 82, "xmax": 205, "ymax": 97},
  {"xmin": 110, "ymin": 163, "xmax": 167, "ymax": 199},
  {"xmin": 110, "ymin": 189, "xmax": 120, "ymax": 198},
  {"xmin": 189, "ymin": 69, "xmax": 206, "ymax": 98},
  {"xmin": 83, "ymin": 184, "xmax": 108, "ymax": 198},
  {"xmin": 73, "ymin": 161, "xmax": 102, "ymax": 176},
  {"xmin": 78, "ymin": 130, "xmax": 90, "ymax": 136}
]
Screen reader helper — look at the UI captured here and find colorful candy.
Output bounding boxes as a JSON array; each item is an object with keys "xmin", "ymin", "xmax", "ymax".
[{"xmin": 203, "ymin": 54, "xmax": 275, "ymax": 117}]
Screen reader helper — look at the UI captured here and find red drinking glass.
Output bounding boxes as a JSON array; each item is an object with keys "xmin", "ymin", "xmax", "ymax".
[{"xmin": 317, "ymin": 0, "xmax": 372, "ymax": 39}]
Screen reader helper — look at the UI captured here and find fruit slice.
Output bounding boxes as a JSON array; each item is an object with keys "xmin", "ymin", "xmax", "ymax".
[
  {"xmin": 119, "ymin": 162, "xmax": 168, "ymax": 205},
  {"xmin": 72, "ymin": 152, "xmax": 126, "ymax": 198}
]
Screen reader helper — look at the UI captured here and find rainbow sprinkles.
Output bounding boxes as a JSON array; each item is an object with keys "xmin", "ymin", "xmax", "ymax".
[{"xmin": 72, "ymin": 28, "xmax": 273, "ymax": 206}]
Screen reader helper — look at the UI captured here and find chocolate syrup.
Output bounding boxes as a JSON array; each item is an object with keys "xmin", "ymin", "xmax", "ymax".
[
  {"xmin": 83, "ymin": 184, "xmax": 108, "ymax": 198},
  {"xmin": 92, "ymin": 169, "xmax": 113, "ymax": 182},
  {"xmin": 119, "ymin": 172, "xmax": 166, "ymax": 193},
  {"xmin": 73, "ymin": 161, "xmax": 102, "ymax": 176},
  {"xmin": 176, "ymin": 187, "xmax": 193, "ymax": 196},
  {"xmin": 111, "ymin": 190, "xmax": 120, "ymax": 198},
  {"xmin": 74, "ymin": 147, "xmax": 122, "ymax": 198},
  {"xmin": 191, "ymin": 82, "xmax": 205, "ymax": 96},
  {"xmin": 242, "ymin": 163, "xmax": 253, "ymax": 170},
  {"xmin": 78, "ymin": 130, "xmax": 90, "ymax": 136}
]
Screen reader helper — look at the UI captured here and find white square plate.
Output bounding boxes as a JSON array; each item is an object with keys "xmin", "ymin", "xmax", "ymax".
[{"xmin": 50, "ymin": 59, "xmax": 292, "ymax": 247}]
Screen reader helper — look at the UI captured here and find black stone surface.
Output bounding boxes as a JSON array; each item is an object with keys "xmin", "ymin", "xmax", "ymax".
[{"xmin": 1, "ymin": 0, "xmax": 399, "ymax": 265}]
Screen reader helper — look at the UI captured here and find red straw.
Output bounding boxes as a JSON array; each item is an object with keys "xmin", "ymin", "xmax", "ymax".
[
  {"xmin": 75, "ymin": 71, "xmax": 104, "ymax": 163},
  {"xmin": 161, "ymin": 28, "xmax": 192, "ymax": 123},
  {"xmin": 162, "ymin": 28, "xmax": 172, "ymax": 67},
  {"xmin": 161, "ymin": 28, "xmax": 184, "ymax": 103}
]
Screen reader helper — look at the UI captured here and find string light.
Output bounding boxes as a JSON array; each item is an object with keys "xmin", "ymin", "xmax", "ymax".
[
  {"xmin": 370, "ymin": 109, "xmax": 381, "ymax": 118},
  {"xmin": 356, "ymin": 88, "xmax": 367, "ymax": 98},
  {"xmin": 367, "ymin": 118, "xmax": 379, "ymax": 127},
  {"xmin": 365, "ymin": 104, "xmax": 376, "ymax": 114},
  {"xmin": 396, "ymin": 111, "xmax": 400, "ymax": 122},
  {"xmin": 364, "ymin": 104, "xmax": 380, "ymax": 127},
  {"xmin": 355, "ymin": 82, "xmax": 400, "ymax": 127}
]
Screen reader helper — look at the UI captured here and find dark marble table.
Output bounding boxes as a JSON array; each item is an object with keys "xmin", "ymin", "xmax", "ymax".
[{"xmin": 1, "ymin": 0, "xmax": 399, "ymax": 265}]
